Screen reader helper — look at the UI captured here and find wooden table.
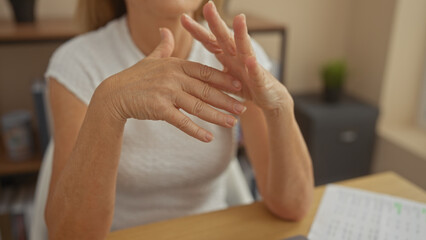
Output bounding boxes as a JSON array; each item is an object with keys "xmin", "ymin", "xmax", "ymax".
[{"xmin": 107, "ymin": 172, "xmax": 426, "ymax": 239}]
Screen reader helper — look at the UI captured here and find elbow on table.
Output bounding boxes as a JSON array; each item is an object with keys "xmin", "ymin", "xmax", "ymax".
[
  {"xmin": 264, "ymin": 192, "xmax": 313, "ymax": 221},
  {"xmin": 266, "ymin": 201, "xmax": 309, "ymax": 221}
]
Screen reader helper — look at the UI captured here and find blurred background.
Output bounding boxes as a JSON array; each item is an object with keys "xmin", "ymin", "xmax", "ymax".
[{"xmin": 0, "ymin": 0, "xmax": 425, "ymax": 239}]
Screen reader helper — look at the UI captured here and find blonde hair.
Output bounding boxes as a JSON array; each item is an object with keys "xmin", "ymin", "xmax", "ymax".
[{"xmin": 76, "ymin": 0, "xmax": 225, "ymax": 32}]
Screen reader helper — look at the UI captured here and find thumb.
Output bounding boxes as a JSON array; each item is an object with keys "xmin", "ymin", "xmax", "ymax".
[{"xmin": 149, "ymin": 28, "xmax": 175, "ymax": 58}]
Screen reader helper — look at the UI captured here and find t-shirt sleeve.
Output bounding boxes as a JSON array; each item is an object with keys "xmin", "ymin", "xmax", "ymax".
[{"xmin": 45, "ymin": 40, "xmax": 95, "ymax": 105}]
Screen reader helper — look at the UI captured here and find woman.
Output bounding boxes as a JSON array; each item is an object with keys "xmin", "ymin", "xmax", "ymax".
[{"xmin": 44, "ymin": 0, "xmax": 313, "ymax": 238}]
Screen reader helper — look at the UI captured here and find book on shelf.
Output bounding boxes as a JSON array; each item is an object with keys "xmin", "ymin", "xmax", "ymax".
[
  {"xmin": 0, "ymin": 184, "xmax": 35, "ymax": 240},
  {"xmin": 32, "ymin": 78, "xmax": 51, "ymax": 155}
]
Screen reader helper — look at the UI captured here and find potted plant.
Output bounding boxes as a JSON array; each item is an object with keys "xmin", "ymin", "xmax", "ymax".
[
  {"xmin": 8, "ymin": 0, "xmax": 36, "ymax": 23},
  {"xmin": 321, "ymin": 60, "xmax": 347, "ymax": 103}
]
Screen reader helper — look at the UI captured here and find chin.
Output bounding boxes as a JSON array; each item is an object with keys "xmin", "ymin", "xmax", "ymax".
[{"xmin": 141, "ymin": 0, "xmax": 204, "ymax": 18}]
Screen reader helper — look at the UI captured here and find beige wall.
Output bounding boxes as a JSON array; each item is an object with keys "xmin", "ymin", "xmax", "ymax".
[
  {"xmin": 1, "ymin": 0, "xmax": 352, "ymax": 94},
  {"xmin": 371, "ymin": 0, "xmax": 426, "ymax": 189},
  {"xmin": 373, "ymin": 137, "xmax": 426, "ymax": 189},
  {"xmin": 344, "ymin": 0, "xmax": 396, "ymax": 106},
  {"xmin": 229, "ymin": 0, "xmax": 351, "ymax": 93},
  {"xmin": 380, "ymin": 0, "xmax": 426, "ymax": 126}
]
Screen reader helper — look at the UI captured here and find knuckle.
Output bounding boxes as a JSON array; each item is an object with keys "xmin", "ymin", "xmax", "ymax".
[
  {"xmin": 257, "ymin": 71, "xmax": 267, "ymax": 87},
  {"xmin": 208, "ymin": 33, "xmax": 217, "ymax": 43},
  {"xmin": 201, "ymin": 84, "xmax": 212, "ymax": 100},
  {"xmin": 150, "ymin": 98, "xmax": 167, "ymax": 120},
  {"xmin": 164, "ymin": 42, "xmax": 173, "ymax": 52},
  {"xmin": 200, "ymin": 65, "xmax": 213, "ymax": 82},
  {"xmin": 162, "ymin": 57, "xmax": 177, "ymax": 68},
  {"xmin": 194, "ymin": 127, "xmax": 202, "ymax": 139},
  {"xmin": 226, "ymin": 98, "xmax": 236, "ymax": 110},
  {"xmin": 156, "ymin": 101, "xmax": 169, "ymax": 113},
  {"xmin": 227, "ymin": 34, "xmax": 234, "ymax": 43},
  {"xmin": 217, "ymin": 32, "xmax": 232, "ymax": 43},
  {"xmin": 215, "ymin": 30, "xmax": 226, "ymax": 41},
  {"xmin": 179, "ymin": 61, "xmax": 188, "ymax": 74},
  {"xmin": 215, "ymin": 112, "xmax": 224, "ymax": 124},
  {"xmin": 192, "ymin": 100, "xmax": 205, "ymax": 115},
  {"xmin": 177, "ymin": 116, "xmax": 191, "ymax": 131}
]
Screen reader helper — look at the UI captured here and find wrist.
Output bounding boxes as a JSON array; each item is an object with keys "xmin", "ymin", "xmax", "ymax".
[
  {"xmin": 262, "ymin": 91, "xmax": 294, "ymax": 119},
  {"xmin": 90, "ymin": 77, "xmax": 127, "ymax": 126}
]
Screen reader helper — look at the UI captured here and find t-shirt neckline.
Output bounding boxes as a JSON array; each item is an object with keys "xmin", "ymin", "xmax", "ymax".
[{"xmin": 119, "ymin": 15, "xmax": 199, "ymax": 62}]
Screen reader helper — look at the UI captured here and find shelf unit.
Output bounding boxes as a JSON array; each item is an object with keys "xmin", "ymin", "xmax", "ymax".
[
  {"xmin": 0, "ymin": 151, "xmax": 42, "ymax": 177},
  {"xmin": 0, "ymin": 19, "xmax": 82, "ymax": 43},
  {"xmin": 0, "ymin": 19, "xmax": 79, "ymax": 177}
]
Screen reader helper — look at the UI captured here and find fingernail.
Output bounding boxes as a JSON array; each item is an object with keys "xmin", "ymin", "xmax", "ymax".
[
  {"xmin": 182, "ymin": 13, "xmax": 192, "ymax": 22},
  {"xmin": 226, "ymin": 117, "xmax": 237, "ymax": 127},
  {"xmin": 241, "ymin": 13, "xmax": 246, "ymax": 22},
  {"xmin": 232, "ymin": 80, "xmax": 241, "ymax": 89},
  {"xmin": 205, "ymin": 132, "xmax": 214, "ymax": 142},
  {"xmin": 209, "ymin": 1, "xmax": 216, "ymax": 10},
  {"xmin": 234, "ymin": 104, "xmax": 247, "ymax": 114}
]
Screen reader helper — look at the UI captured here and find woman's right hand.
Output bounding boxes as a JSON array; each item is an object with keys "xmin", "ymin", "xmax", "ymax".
[{"xmin": 93, "ymin": 28, "xmax": 246, "ymax": 142}]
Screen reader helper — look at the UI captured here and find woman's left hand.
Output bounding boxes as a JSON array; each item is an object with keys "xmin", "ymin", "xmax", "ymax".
[{"xmin": 181, "ymin": 1, "xmax": 292, "ymax": 113}]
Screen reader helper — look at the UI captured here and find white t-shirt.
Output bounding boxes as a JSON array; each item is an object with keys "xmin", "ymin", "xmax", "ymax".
[{"xmin": 45, "ymin": 15, "xmax": 271, "ymax": 230}]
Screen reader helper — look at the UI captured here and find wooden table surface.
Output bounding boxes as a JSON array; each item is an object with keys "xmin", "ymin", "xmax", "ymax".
[{"xmin": 107, "ymin": 172, "xmax": 426, "ymax": 239}]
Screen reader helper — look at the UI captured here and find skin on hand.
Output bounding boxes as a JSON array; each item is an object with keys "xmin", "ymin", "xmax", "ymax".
[
  {"xmin": 181, "ymin": 1, "xmax": 293, "ymax": 113},
  {"xmin": 46, "ymin": 3, "xmax": 313, "ymax": 239},
  {"xmin": 181, "ymin": 1, "xmax": 314, "ymax": 221},
  {"xmin": 95, "ymin": 28, "xmax": 247, "ymax": 142}
]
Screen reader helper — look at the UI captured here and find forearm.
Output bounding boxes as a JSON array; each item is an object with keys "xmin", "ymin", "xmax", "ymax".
[
  {"xmin": 263, "ymin": 101, "xmax": 314, "ymax": 220},
  {"xmin": 46, "ymin": 92, "xmax": 126, "ymax": 239}
]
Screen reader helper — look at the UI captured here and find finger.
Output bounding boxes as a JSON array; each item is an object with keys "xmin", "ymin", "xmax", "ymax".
[
  {"xmin": 165, "ymin": 107, "xmax": 213, "ymax": 142},
  {"xmin": 203, "ymin": 1, "xmax": 237, "ymax": 56},
  {"xmin": 246, "ymin": 56, "xmax": 266, "ymax": 86},
  {"xmin": 233, "ymin": 14, "xmax": 254, "ymax": 59},
  {"xmin": 176, "ymin": 92, "xmax": 238, "ymax": 129},
  {"xmin": 181, "ymin": 14, "xmax": 223, "ymax": 55},
  {"xmin": 149, "ymin": 28, "xmax": 175, "ymax": 58},
  {"xmin": 181, "ymin": 61, "xmax": 242, "ymax": 92},
  {"xmin": 182, "ymin": 79, "xmax": 247, "ymax": 115}
]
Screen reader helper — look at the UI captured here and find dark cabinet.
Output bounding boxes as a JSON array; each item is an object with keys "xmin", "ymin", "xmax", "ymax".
[{"xmin": 294, "ymin": 94, "xmax": 378, "ymax": 185}]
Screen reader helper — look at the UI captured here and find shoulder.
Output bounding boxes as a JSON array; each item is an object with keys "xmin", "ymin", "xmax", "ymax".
[
  {"xmin": 45, "ymin": 17, "xmax": 127, "ymax": 104},
  {"xmin": 50, "ymin": 18, "xmax": 124, "ymax": 67}
]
